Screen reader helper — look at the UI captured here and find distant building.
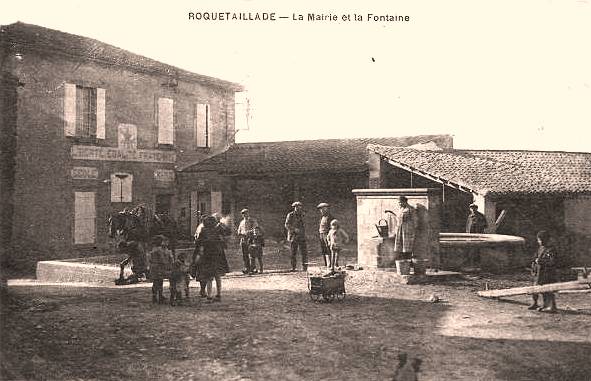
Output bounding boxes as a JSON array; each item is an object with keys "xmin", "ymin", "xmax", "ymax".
[
  {"xmin": 367, "ymin": 144, "xmax": 591, "ymax": 265},
  {"xmin": 178, "ymin": 135, "xmax": 453, "ymax": 243},
  {"xmin": 0, "ymin": 22, "xmax": 242, "ymax": 268}
]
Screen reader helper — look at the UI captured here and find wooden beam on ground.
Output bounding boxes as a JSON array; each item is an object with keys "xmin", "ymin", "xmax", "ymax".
[
  {"xmin": 558, "ymin": 288, "xmax": 591, "ymax": 294},
  {"xmin": 478, "ymin": 279, "xmax": 591, "ymax": 298}
]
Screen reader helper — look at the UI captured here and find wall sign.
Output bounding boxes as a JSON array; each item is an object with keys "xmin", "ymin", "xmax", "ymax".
[
  {"xmin": 71, "ymin": 145, "xmax": 175, "ymax": 163},
  {"xmin": 154, "ymin": 169, "xmax": 175, "ymax": 182},
  {"xmin": 71, "ymin": 166, "xmax": 98, "ymax": 179}
]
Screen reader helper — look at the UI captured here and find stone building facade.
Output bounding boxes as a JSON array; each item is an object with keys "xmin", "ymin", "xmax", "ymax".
[{"xmin": 0, "ymin": 22, "xmax": 241, "ymax": 270}]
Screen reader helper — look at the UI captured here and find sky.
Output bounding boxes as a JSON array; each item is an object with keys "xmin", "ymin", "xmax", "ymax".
[{"xmin": 2, "ymin": 0, "xmax": 590, "ymax": 152}]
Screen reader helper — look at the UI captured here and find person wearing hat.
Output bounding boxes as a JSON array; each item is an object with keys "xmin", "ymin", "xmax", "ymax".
[
  {"xmin": 285, "ymin": 201, "xmax": 308, "ymax": 271},
  {"xmin": 466, "ymin": 203, "xmax": 488, "ymax": 234},
  {"xmin": 317, "ymin": 202, "xmax": 335, "ymax": 268},
  {"xmin": 237, "ymin": 208, "xmax": 259, "ymax": 274}
]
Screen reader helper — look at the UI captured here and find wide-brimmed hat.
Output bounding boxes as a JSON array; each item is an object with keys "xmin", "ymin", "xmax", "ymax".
[
  {"xmin": 240, "ymin": 208, "xmax": 249, "ymax": 214},
  {"xmin": 469, "ymin": 203, "xmax": 478, "ymax": 209},
  {"xmin": 291, "ymin": 201, "xmax": 303, "ymax": 207},
  {"xmin": 316, "ymin": 202, "xmax": 330, "ymax": 209}
]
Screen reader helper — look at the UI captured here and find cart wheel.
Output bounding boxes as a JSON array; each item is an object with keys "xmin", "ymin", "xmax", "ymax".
[
  {"xmin": 310, "ymin": 293, "xmax": 323, "ymax": 302},
  {"xmin": 336, "ymin": 292, "xmax": 346, "ymax": 301}
]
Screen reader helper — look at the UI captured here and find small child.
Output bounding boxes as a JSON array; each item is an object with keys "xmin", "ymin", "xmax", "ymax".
[
  {"xmin": 149, "ymin": 235, "xmax": 173, "ymax": 304},
  {"xmin": 247, "ymin": 226, "xmax": 265, "ymax": 274},
  {"xmin": 170, "ymin": 249, "xmax": 192, "ymax": 306},
  {"xmin": 529, "ymin": 230, "xmax": 558, "ymax": 313},
  {"xmin": 326, "ymin": 219, "xmax": 350, "ymax": 272}
]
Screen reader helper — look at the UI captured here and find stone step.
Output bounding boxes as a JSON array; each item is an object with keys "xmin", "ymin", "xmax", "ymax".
[{"xmin": 36, "ymin": 260, "xmax": 128, "ymax": 284}]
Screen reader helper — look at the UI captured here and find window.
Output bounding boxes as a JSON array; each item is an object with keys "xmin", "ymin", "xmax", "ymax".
[
  {"xmin": 64, "ymin": 83, "xmax": 105, "ymax": 139},
  {"xmin": 74, "ymin": 192, "xmax": 96, "ymax": 244},
  {"xmin": 195, "ymin": 103, "xmax": 210, "ymax": 148},
  {"xmin": 157, "ymin": 97, "xmax": 174, "ymax": 145},
  {"xmin": 110, "ymin": 173, "xmax": 133, "ymax": 203}
]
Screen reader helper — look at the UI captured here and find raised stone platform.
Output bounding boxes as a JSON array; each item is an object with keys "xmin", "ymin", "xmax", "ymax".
[{"xmin": 36, "ymin": 260, "xmax": 129, "ymax": 285}]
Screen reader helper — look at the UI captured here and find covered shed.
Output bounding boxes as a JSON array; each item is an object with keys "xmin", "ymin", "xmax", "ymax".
[{"xmin": 367, "ymin": 144, "xmax": 591, "ymax": 266}]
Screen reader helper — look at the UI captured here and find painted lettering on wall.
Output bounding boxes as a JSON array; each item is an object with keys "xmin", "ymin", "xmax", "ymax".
[
  {"xmin": 71, "ymin": 145, "xmax": 176, "ymax": 163},
  {"xmin": 71, "ymin": 166, "xmax": 98, "ymax": 179}
]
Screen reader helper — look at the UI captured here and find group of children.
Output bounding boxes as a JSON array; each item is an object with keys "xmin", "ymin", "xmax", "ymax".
[{"xmin": 148, "ymin": 235, "xmax": 192, "ymax": 305}]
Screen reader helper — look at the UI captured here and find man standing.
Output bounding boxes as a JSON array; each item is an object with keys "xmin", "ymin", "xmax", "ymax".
[
  {"xmin": 466, "ymin": 204, "xmax": 488, "ymax": 233},
  {"xmin": 285, "ymin": 201, "xmax": 308, "ymax": 271},
  {"xmin": 237, "ymin": 208, "xmax": 259, "ymax": 274},
  {"xmin": 317, "ymin": 202, "xmax": 334, "ymax": 268}
]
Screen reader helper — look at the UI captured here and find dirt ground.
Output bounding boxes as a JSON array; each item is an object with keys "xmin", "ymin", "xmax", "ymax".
[{"xmin": 2, "ymin": 263, "xmax": 591, "ymax": 381}]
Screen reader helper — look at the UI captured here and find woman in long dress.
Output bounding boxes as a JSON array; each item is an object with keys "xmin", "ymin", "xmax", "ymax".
[
  {"xmin": 193, "ymin": 215, "xmax": 230, "ymax": 302},
  {"xmin": 394, "ymin": 196, "xmax": 418, "ymax": 259}
]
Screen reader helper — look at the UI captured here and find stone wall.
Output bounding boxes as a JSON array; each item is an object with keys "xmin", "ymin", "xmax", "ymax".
[
  {"xmin": 3, "ymin": 45, "xmax": 236, "ymax": 269},
  {"xmin": 353, "ymin": 188, "xmax": 441, "ymax": 269}
]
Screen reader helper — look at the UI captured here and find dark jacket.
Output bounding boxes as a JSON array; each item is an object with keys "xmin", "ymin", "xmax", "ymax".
[
  {"xmin": 466, "ymin": 211, "xmax": 487, "ymax": 233},
  {"xmin": 532, "ymin": 245, "xmax": 558, "ymax": 285},
  {"xmin": 285, "ymin": 211, "xmax": 306, "ymax": 242}
]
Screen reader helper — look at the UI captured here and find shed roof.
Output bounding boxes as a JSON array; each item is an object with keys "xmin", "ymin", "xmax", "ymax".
[
  {"xmin": 368, "ymin": 144, "xmax": 591, "ymax": 197},
  {"xmin": 181, "ymin": 135, "xmax": 453, "ymax": 175},
  {"xmin": 0, "ymin": 22, "xmax": 243, "ymax": 91}
]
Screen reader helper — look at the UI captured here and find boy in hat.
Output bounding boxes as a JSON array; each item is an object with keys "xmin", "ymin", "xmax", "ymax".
[
  {"xmin": 237, "ymin": 208, "xmax": 259, "ymax": 274},
  {"xmin": 317, "ymin": 202, "xmax": 334, "ymax": 268}
]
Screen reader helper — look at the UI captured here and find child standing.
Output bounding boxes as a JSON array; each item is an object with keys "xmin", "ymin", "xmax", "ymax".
[
  {"xmin": 149, "ymin": 235, "xmax": 173, "ymax": 304},
  {"xmin": 170, "ymin": 249, "xmax": 192, "ymax": 306},
  {"xmin": 247, "ymin": 226, "xmax": 265, "ymax": 274},
  {"xmin": 529, "ymin": 230, "xmax": 558, "ymax": 313},
  {"xmin": 326, "ymin": 219, "xmax": 350, "ymax": 272}
]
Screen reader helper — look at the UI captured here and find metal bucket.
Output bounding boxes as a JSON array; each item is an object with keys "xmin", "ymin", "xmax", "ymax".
[{"xmin": 396, "ymin": 259, "xmax": 411, "ymax": 275}]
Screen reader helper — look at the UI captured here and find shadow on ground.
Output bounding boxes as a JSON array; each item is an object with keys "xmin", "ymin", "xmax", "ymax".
[{"xmin": 2, "ymin": 282, "xmax": 591, "ymax": 381}]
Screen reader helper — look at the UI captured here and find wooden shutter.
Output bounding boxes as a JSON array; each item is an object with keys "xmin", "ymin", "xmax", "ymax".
[
  {"xmin": 195, "ymin": 103, "xmax": 209, "ymax": 147},
  {"xmin": 96, "ymin": 88, "xmax": 106, "ymax": 139},
  {"xmin": 74, "ymin": 192, "xmax": 95, "ymax": 244},
  {"xmin": 64, "ymin": 83, "xmax": 76, "ymax": 136},
  {"xmin": 211, "ymin": 191, "xmax": 222, "ymax": 215},
  {"xmin": 110, "ymin": 173, "xmax": 133, "ymax": 202},
  {"xmin": 158, "ymin": 97, "xmax": 174, "ymax": 145}
]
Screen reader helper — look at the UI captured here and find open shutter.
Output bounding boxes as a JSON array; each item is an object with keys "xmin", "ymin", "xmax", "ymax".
[
  {"xmin": 64, "ymin": 83, "xmax": 76, "ymax": 137},
  {"xmin": 158, "ymin": 97, "xmax": 174, "ymax": 145},
  {"xmin": 195, "ymin": 103, "xmax": 209, "ymax": 147},
  {"xmin": 96, "ymin": 88, "xmax": 106, "ymax": 139}
]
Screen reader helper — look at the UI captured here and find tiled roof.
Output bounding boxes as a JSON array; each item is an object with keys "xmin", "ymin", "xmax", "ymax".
[
  {"xmin": 0, "ymin": 22, "xmax": 243, "ymax": 91},
  {"xmin": 180, "ymin": 135, "xmax": 453, "ymax": 174},
  {"xmin": 368, "ymin": 144, "xmax": 591, "ymax": 196}
]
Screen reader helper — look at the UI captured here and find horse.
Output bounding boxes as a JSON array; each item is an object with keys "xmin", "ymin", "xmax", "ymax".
[{"xmin": 107, "ymin": 205, "xmax": 151, "ymax": 283}]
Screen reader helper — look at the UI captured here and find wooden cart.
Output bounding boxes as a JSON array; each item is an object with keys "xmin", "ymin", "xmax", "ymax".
[{"xmin": 307, "ymin": 270, "xmax": 346, "ymax": 302}]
